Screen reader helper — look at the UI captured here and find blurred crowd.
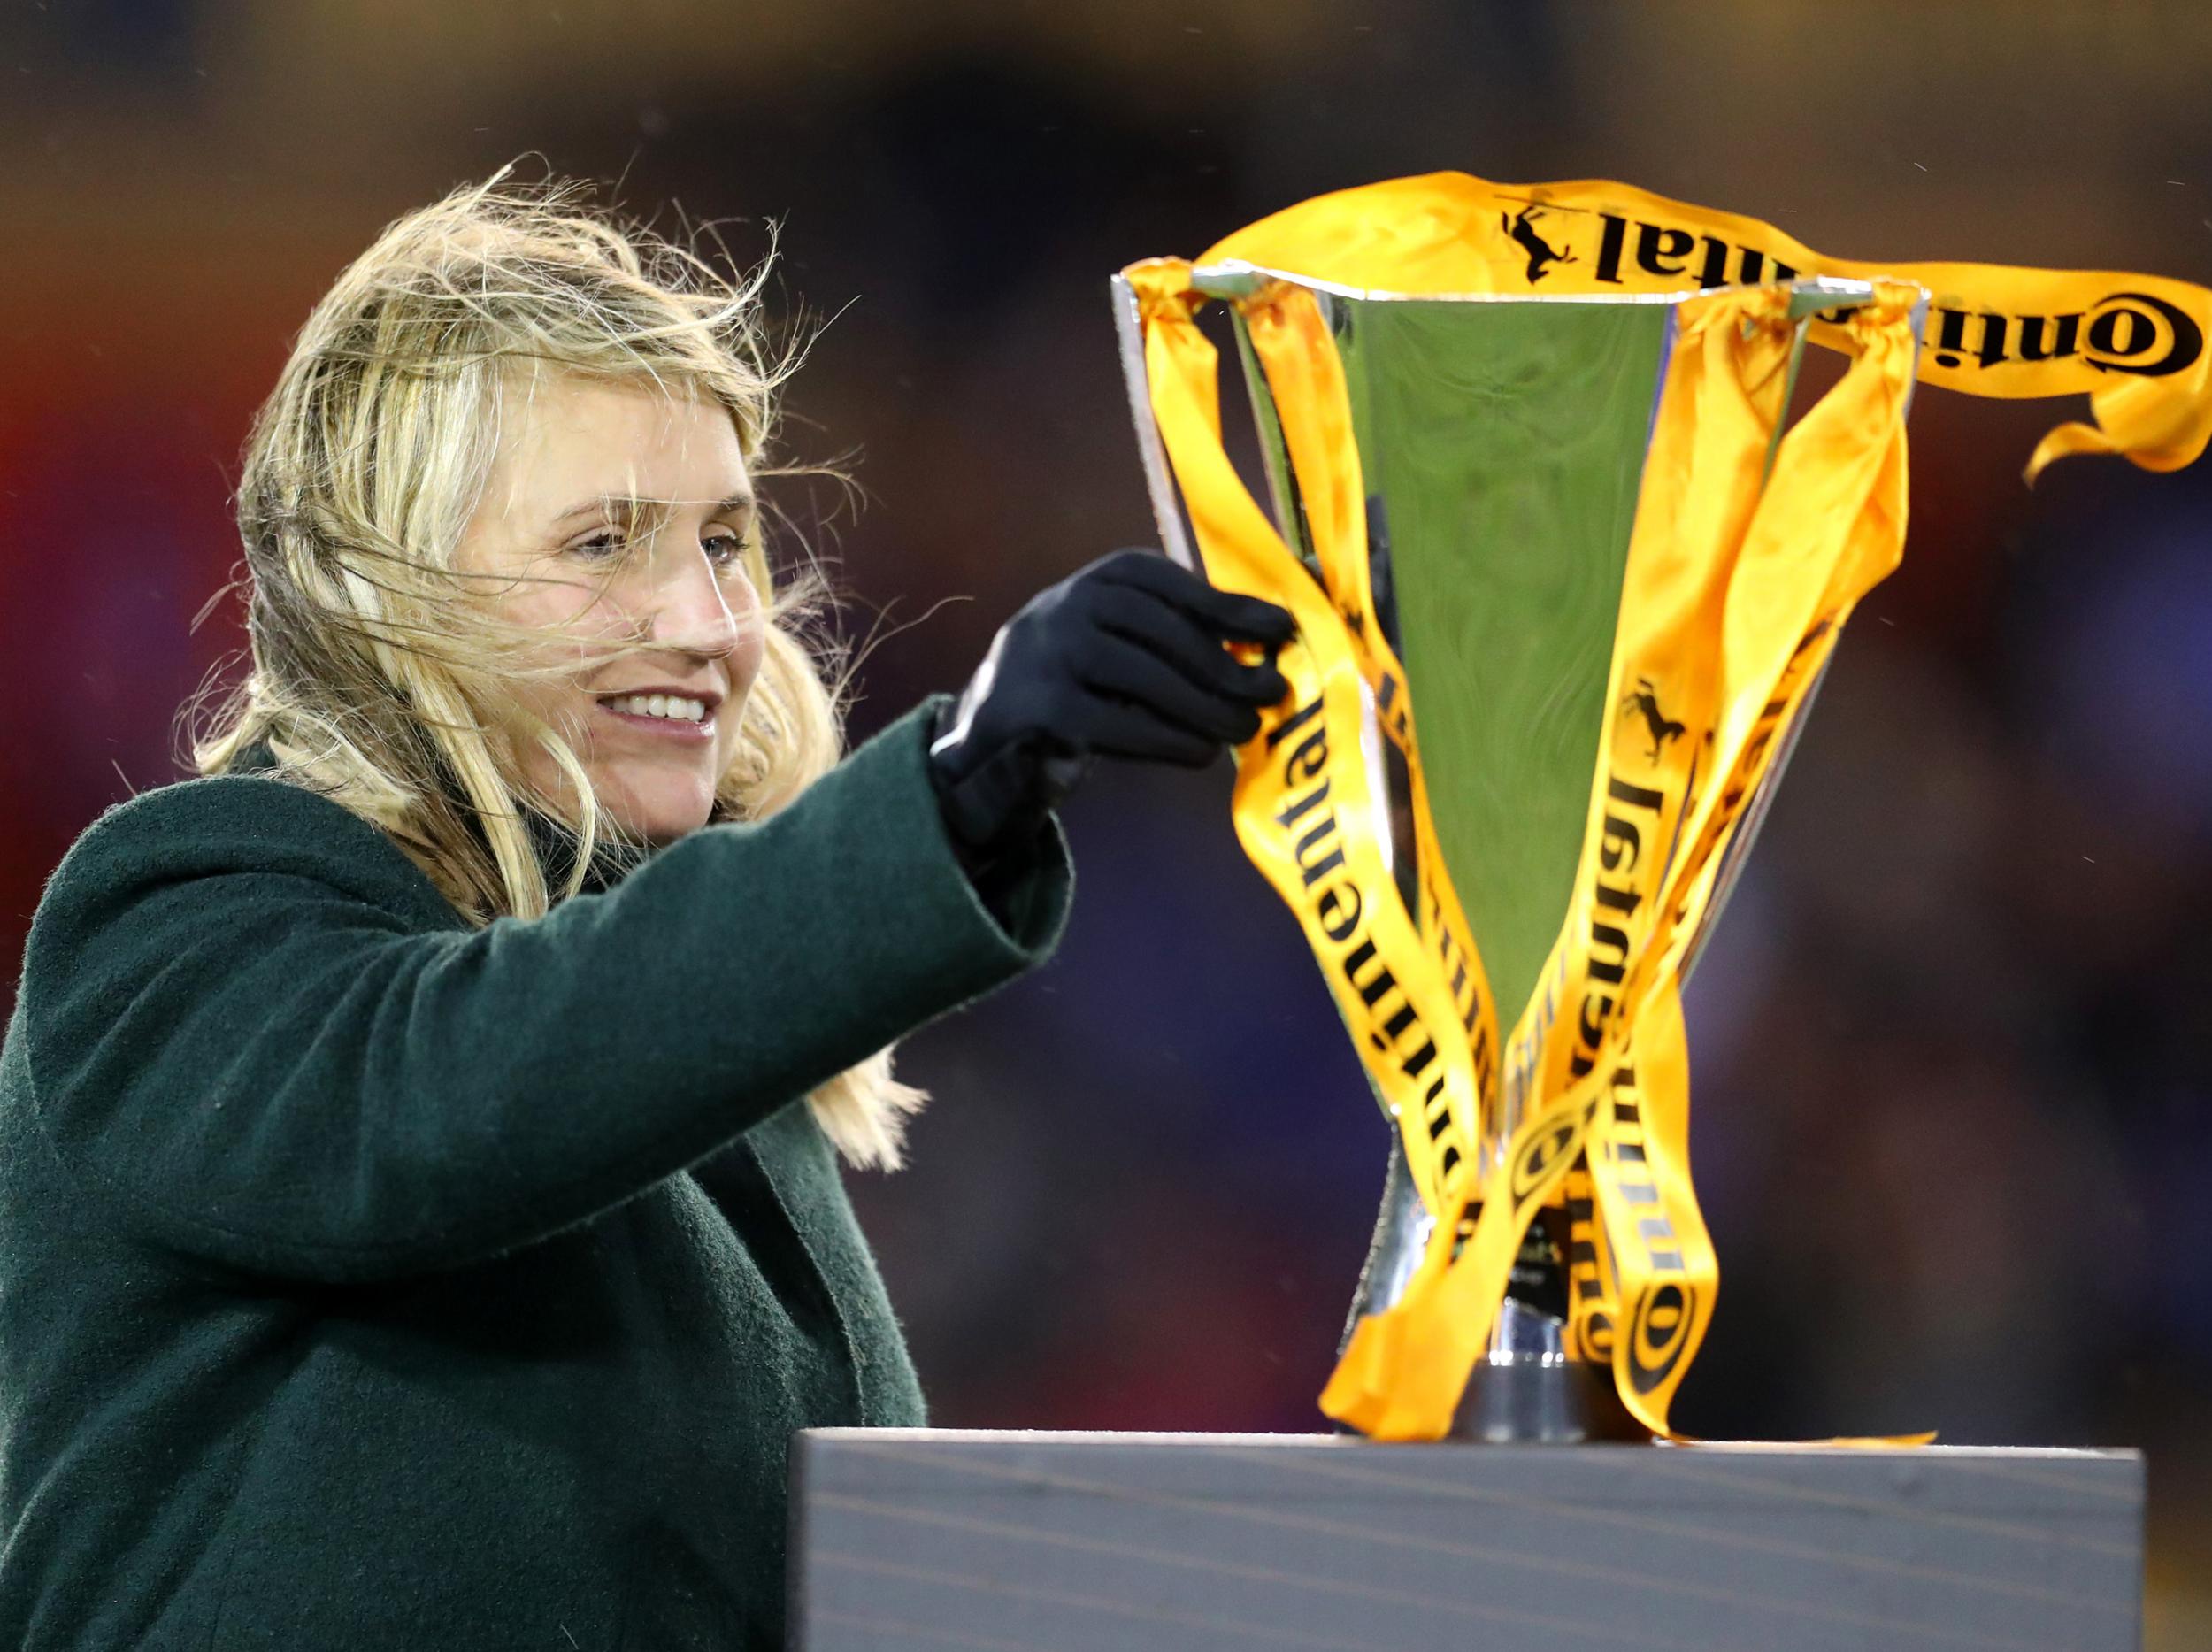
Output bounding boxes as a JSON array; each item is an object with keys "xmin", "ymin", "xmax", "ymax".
[{"xmin": 5, "ymin": 0, "xmax": 2210, "ymax": 1640}]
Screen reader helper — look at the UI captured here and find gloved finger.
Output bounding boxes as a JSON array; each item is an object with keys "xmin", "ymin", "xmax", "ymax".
[
  {"xmin": 1039, "ymin": 746, "xmax": 1092, "ymax": 803},
  {"xmin": 1075, "ymin": 630, "xmax": 1264, "ymax": 747},
  {"xmin": 1077, "ymin": 694, "xmax": 1225, "ymax": 769},
  {"xmin": 1088, "ymin": 549, "xmax": 1297, "ymax": 644},
  {"xmin": 1086, "ymin": 583, "xmax": 1290, "ymax": 704}
]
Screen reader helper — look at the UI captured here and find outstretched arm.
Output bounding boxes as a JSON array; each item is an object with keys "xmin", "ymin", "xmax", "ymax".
[{"xmin": 19, "ymin": 695, "xmax": 1069, "ymax": 1285}]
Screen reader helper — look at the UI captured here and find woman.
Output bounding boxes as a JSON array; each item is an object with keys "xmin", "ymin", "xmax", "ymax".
[{"xmin": 0, "ymin": 170, "xmax": 1291, "ymax": 1648}]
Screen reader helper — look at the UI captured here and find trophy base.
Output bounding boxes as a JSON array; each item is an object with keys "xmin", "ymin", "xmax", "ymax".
[
  {"xmin": 1341, "ymin": 1143, "xmax": 1650, "ymax": 1444},
  {"xmin": 1449, "ymin": 1350, "xmax": 1648, "ymax": 1444}
]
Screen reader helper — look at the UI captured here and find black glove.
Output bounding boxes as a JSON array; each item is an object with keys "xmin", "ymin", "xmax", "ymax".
[{"xmin": 927, "ymin": 548, "xmax": 1295, "ymax": 855}]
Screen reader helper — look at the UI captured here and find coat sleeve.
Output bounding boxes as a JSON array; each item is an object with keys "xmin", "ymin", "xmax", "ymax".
[{"xmin": 18, "ymin": 695, "xmax": 1072, "ymax": 1284}]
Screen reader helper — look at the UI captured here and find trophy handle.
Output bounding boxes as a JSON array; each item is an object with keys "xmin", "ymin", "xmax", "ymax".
[
  {"xmin": 1109, "ymin": 273, "xmax": 1201, "ymax": 573},
  {"xmin": 1337, "ymin": 1133, "xmax": 1430, "ymax": 1356}
]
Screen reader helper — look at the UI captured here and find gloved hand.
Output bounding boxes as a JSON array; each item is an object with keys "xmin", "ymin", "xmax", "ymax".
[{"xmin": 927, "ymin": 548, "xmax": 1295, "ymax": 856}]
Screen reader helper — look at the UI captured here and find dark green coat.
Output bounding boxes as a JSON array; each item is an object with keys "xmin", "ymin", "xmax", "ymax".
[{"xmin": 0, "ymin": 693, "xmax": 1071, "ymax": 1649}]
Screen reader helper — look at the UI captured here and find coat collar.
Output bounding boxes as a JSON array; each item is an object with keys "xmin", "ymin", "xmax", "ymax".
[
  {"xmin": 524, "ymin": 806, "xmax": 641, "ymax": 896},
  {"xmin": 231, "ymin": 736, "xmax": 645, "ymax": 896}
]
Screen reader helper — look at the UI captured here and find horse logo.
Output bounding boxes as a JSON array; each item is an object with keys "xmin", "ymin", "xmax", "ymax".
[
  {"xmin": 1502, "ymin": 204, "xmax": 1576, "ymax": 283},
  {"xmin": 1619, "ymin": 676, "xmax": 1686, "ymax": 764}
]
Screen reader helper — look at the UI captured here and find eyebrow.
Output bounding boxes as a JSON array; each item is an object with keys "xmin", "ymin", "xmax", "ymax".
[{"xmin": 549, "ymin": 490, "xmax": 756, "ymax": 526}]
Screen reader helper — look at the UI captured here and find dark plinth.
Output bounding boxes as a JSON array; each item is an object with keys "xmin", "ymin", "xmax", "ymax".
[{"xmin": 789, "ymin": 1429, "xmax": 2142, "ymax": 1651}]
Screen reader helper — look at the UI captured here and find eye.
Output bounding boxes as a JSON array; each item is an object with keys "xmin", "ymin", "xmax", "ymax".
[
  {"xmin": 704, "ymin": 531, "xmax": 749, "ymax": 568},
  {"xmin": 568, "ymin": 531, "xmax": 626, "ymax": 562}
]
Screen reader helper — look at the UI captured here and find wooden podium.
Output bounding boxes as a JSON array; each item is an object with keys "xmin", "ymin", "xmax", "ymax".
[{"xmin": 789, "ymin": 1429, "xmax": 2142, "ymax": 1650}]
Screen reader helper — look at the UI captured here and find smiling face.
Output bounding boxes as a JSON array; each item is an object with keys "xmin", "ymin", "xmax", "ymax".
[{"xmin": 456, "ymin": 371, "xmax": 765, "ymax": 848}]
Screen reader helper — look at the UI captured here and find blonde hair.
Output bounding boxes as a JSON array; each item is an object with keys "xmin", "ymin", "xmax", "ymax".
[{"xmin": 187, "ymin": 161, "xmax": 926, "ymax": 1169}]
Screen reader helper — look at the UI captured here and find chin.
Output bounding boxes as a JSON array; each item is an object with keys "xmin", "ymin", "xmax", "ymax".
[{"xmin": 598, "ymin": 768, "xmax": 718, "ymax": 848}]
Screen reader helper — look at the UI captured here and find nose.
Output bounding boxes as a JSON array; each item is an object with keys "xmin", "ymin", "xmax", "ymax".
[{"xmin": 633, "ymin": 536, "xmax": 751, "ymax": 662}]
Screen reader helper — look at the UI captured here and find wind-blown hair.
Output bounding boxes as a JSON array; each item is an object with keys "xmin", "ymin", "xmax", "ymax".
[{"xmin": 186, "ymin": 161, "xmax": 926, "ymax": 1169}]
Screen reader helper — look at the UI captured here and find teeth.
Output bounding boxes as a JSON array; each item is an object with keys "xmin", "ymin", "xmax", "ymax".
[{"xmin": 604, "ymin": 695, "xmax": 708, "ymax": 723}]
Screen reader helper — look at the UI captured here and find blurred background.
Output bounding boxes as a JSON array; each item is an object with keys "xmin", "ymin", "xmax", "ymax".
[{"xmin": 5, "ymin": 0, "xmax": 2210, "ymax": 1640}]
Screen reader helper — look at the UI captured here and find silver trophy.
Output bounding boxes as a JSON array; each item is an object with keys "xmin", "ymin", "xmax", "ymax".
[{"xmin": 1113, "ymin": 265, "xmax": 1905, "ymax": 1441}]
